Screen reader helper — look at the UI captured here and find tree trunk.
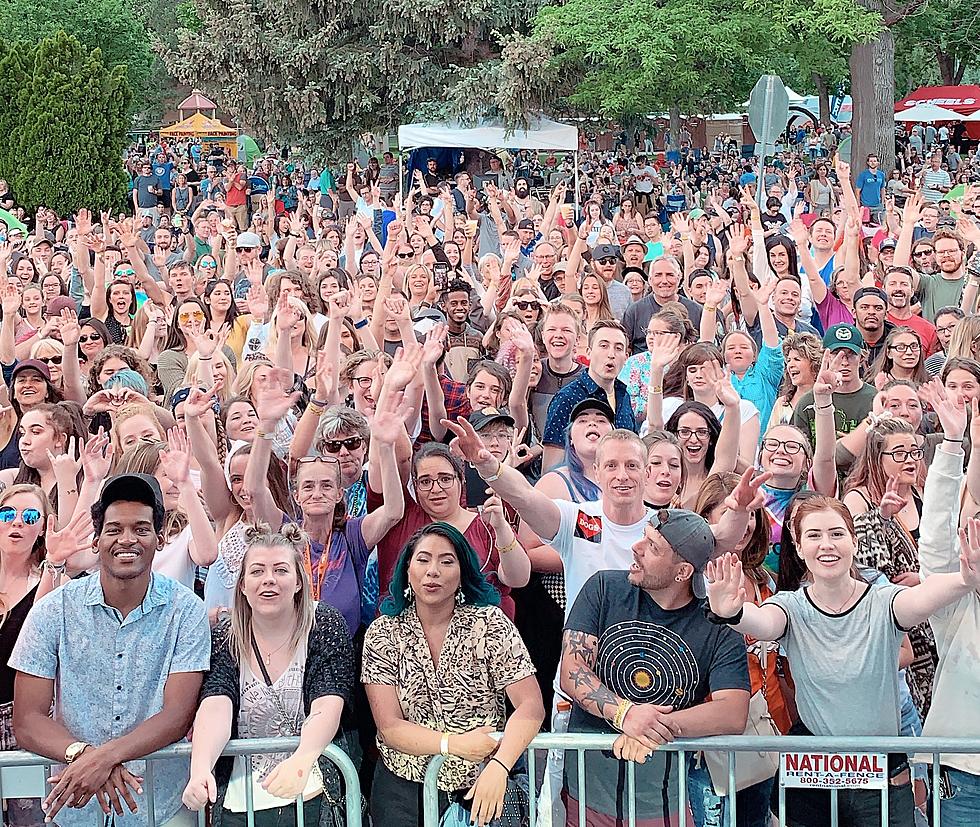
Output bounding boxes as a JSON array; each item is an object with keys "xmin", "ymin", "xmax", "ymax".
[
  {"xmin": 811, "ymin": 72, "xmax": 831, "ymax": 128},
  {"xmin": 668, "ymin": 106, "xmax": 681, "ymax": 150},
  {"xmin": 849, "ymin": 28, "xmax": 896, "ymax": 178},
  {"xmin": 937, "ymin": 49, "xmax": 956, "ymax": 86}
]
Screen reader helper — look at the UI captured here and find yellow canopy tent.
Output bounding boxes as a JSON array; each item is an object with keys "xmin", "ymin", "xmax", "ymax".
[{"xmin": 159, "ymin": 112, "xmax": 238, "ymax": 158}]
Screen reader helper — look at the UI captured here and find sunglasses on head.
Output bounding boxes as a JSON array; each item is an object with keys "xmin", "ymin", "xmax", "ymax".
[
  {"xmin": 0, "ymin": 507, "xmax": 41, "ymax": 525},
  {"xmin": 321, "ymin": 436, "xmax": 364, "ymax": 453}
]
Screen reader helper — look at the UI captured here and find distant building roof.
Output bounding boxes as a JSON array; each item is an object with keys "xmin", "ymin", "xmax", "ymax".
[{"xmin": 178, "ymin": 90, "xmax": 217, "ymax": 112}]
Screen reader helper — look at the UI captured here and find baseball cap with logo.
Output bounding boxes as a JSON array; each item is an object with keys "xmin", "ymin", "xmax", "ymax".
[
  {"xmin": 468, "ymin": 407, "xmax": 516, "ymax": 431},
  {"xmin": 517, "ymin": 219, "xmax": 535, "ymax": 230},
  {"xmin": 592, "ymin": 243, "xmax": 621, "ymax": 261},
  {"xmin": 689, "ymin": 208, "xmax": 707, "ymax": 221},
  {"xmin": 648, "ymin": 508, "xmax": 716, "ymax": 598},
  {"xmin": 822, "ymin": 323, "xmax": 865, "ymax": 354}
]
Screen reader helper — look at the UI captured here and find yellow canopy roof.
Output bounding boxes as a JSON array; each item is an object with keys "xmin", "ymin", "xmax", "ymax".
[{"xmin": 160, "ymin": 111, "xmax": 236, "ymax": 138}]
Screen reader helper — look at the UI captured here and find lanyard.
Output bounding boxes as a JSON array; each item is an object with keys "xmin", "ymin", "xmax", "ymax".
[{"xmin": 301, "ymin": 540, "xmax": 330, "ymax": 601}]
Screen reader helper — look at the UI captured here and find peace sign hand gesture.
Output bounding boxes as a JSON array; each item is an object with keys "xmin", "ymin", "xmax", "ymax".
[{"xmin": 879, "ymin": 475, "xmax": 910, "ymax": 521}]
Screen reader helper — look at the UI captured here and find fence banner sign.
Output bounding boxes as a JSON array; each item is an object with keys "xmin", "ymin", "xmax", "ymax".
[{"xmin": 780, "ymin": 753, "xmax": 888, "ymax": 789}]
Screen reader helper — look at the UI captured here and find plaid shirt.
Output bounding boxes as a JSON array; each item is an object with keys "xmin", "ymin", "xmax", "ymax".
[{"xmin": 418, "ymin": 373, "xmax": 471, "ymax": 443}]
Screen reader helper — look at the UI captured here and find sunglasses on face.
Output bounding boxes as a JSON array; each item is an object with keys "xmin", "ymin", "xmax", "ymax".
[
  {"xmin": 179, "ymin": 310, "xmax": 205, "ymax": 324},
  {"xmin": 37, "ymin": 355, "xmax": 62, "ymax": 365},
  {"xmin": 597, "ymin": 257, "xmax": 618, "ymax": 265},
  {"xmin": 0, "ymin": 507, "xmax": 41, "ymax": 525},
  {"xmin": 238, "ymin": 247, "xmax": 256, "ymax": 254},
  {"xmin": 396, "ymin": 252, "xmax": 414, "ymax": 260},
  {"xmin": 200, "ymin": 261, "xmax": 218, "ymax": 269},
  {"xmin": 913, "ymin": 250, "xmax": 933, "ymax": 257},
  {"xmin": 116, "ymin": 268, "xmax": 135, "ymax": 278},
  {"xmin": 515, "ymin": 301, "xmax": 538, "ymax": 311},
  {"xmin": 79, "ymin": 333, "xmax": 103, "ymax": 344},
  {"xmin": 321, "ymin": 436, "xmax": 364, "ymax": 453}
]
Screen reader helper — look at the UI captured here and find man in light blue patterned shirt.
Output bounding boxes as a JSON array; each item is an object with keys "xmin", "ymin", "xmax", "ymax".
[{"xmin": 10, "ymin": 473, "xmax": 210, "ymax": 827}]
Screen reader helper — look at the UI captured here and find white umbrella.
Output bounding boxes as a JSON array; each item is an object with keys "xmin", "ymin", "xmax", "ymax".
[
  {"xmin": 894, "ymin": 102, "xmax": 965, "ymax": 122},
  {"xmin": 963, "ymin": 109, "xmax": 980, "ymax": 122}
]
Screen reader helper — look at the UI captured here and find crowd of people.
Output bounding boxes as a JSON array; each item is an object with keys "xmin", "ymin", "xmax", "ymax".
[{"xmin": 0, "ymin": 120, "xmax": 980, "ymax": 827}]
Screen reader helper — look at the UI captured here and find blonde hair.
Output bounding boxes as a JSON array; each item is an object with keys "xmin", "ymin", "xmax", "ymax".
[
  {"xmin": 111, "ymin": 403, "xmax": 167, "ymax": 459},
  {"xmin": 184, "ymin": 352, "xmax": 235, "ymax": 402},
  {"xmin": 0, "ymin": 484, "xmax": 49, "ymax": 623},
  {"xmin": 228, "ymin": 524, "xmax": 315, "ymax": 665},
  {"xmin": 233, "ymin": 359, "xmax": 274, "ymax": 400}
]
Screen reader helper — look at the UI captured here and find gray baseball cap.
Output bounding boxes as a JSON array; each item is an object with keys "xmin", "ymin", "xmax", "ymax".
[{"xmin": 649, "ymin": 508, "xmax": 716, "ymax": 598}]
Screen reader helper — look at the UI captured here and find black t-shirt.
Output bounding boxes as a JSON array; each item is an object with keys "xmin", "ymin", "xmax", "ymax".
[{"xmin": 564, "ymin": 570, "xmax": 749, "ymax": 819}]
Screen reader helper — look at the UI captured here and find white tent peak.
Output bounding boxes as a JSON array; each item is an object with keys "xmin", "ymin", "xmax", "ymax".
[
  {"xmin": 894, "ymin": 102, "xmax": 965, "ymax": 122},
  {"xmin": 398, "ymin": 117, "xmax": 578, "ymax": 151}
]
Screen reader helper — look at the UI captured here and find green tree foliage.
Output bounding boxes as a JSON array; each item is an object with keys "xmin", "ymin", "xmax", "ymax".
[
  {"xmin": 0, "ymin": 0, "xmax": 152, "ymax": 95},
  {"xmin": 163, "ymin": 0, "xmax": 539, "ymax": 155},
  {"xmin": 895, "ymin": 0, "xmax": 980, "ymax": 86},
  {"xmin": 0, "ymin": 33, "xmax": 131, "ymax": 214}
]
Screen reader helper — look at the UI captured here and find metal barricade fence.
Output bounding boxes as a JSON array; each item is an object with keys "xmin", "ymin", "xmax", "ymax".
[
  {"xmin": 422, "ymin": 733, "xmax": 980, "ymax": 827},
  {"xmin": 0, "ymin": 737, "xmax": 362, "ymax": 827}
]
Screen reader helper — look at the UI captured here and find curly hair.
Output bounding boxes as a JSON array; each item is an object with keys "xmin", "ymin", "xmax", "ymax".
[
  {"xmin": 87, "ymin": 344, "xmax": 155, "ymax": 398},
  {"xmin": 380, "ymin": 522, "xmax": 501, "ymax": 616},
  {"xmin": 777, "ymin": 332, "xmax": 823, "ymax": 400}
]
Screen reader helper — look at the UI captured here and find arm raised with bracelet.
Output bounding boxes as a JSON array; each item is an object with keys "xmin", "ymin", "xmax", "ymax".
[{"xmin": 442, "ymin": 416, "xmax": 562, "ymax": 542}]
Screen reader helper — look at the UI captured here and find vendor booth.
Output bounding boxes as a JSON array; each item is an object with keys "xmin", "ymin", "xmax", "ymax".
[{"xmin": 159, "ymin": 112, "xmax": 238, "ymax": 158}]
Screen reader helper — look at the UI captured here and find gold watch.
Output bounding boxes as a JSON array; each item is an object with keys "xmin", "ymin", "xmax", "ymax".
[{"xmin": 65, "ymin": 741, "xmax": 90, "ymax": 764}]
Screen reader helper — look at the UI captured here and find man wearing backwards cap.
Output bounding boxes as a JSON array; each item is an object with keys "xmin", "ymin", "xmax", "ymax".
[
  {"xmin": 442, "ymin": 417, "xmax": 767, "ymax": 827},
  {"xmin": 851, "ymin": 286, "xmax": 893, "ymax": 367},
  {"xmin": 11, "ymin": 473, "xmax": 210, "ymax": 827},
  {"xmin": 559, "ymin": 506, "xmax": 753, "ymax": 825},
  {"xmin": 791, "ymin": 323, "xmax": 877, "ymax": 443}
]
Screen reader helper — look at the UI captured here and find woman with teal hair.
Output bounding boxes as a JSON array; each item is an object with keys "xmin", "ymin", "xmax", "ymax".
[{"xmin": 362, "ymin": 522, "xmax": 545, "ymax": 827}]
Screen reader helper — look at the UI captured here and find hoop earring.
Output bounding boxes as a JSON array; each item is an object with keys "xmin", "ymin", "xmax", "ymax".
[{"xmin": 455, "ymin": 589, "xmax": 465, "ymax": 605}]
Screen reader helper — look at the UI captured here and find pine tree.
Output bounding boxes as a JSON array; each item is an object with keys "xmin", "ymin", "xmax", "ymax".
[{"xmin": 7, "ymin": 32, "xmax": 132, "ymax": 214}]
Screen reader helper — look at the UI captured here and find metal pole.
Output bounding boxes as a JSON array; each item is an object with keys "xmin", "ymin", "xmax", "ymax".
[{"xmin": 574, "ymin": 150, "xmax": 581, "ymax": 218}]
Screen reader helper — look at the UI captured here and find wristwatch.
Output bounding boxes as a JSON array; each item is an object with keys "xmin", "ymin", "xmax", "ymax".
[{"xmin": 65, "ymin": 742, "xmax": 90, "ymax": 764}]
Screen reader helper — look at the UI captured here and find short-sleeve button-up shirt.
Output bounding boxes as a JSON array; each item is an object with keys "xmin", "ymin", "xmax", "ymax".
[
  {"xmin": 543, "ymin": 372, "xmax": 636, "ymax": 447},
  {"xmin": 9, "ymin": 572, "xmax": 210, "ymax": 827}
]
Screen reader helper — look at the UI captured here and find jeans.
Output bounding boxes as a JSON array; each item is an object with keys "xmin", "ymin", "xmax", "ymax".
[
  {"xmin": 370, "ymin": 761, "xmax": 449, "ymax": 827},
  {"xmin": 222, "ymin": 796, "xmax": 321, "ymax": 827},
  {"xmin": 939, "ymin": 769, "xmax": 980, "ymax": 827},
  {"xmin": 687, "ymin": 755, "xmax": 774, "ymax": 827},
  {"xmin": 784, "ymin": 778, "xmax": 914, "ymax": 827}
]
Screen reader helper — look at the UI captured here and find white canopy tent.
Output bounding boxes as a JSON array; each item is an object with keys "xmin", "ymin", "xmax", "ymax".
[
  {"xmin": 894, "ymin": 102, "xmax": 965, "ymax": 122},
  {"xmin": 397, "ymin": 117, "xmax": 580, "ymax": 204}
]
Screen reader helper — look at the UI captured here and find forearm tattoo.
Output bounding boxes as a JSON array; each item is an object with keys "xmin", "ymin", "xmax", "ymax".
[
  {"xmin": 564, "ymin": 630, "xmax": 598, "ymax": 666},
  {"xmin": 563, "ymin": 631, "xmax": 619, "ymax": 720}
]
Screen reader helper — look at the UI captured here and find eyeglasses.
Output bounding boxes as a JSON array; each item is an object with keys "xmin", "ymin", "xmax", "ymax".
[
  {"xmin": 762, "ymin": 438, "xmax": 805, "ymax": 454},
  {"xmin": 597, "ymin": 257, "xmax": 618, "ymax": 265},
  {"xmin": 37, "ymin": 355, "xmax": 62, "ymax": 365},
  {"xmin": 78, "ymin": 333, "xmax": 103, "ymax": 344},
  {"xmin": 0, "ymin": 507, "xmax": 41, "ymax": 525},
  {"xmin": 415, "ymin": 473, "xmax": 458, "ymax": 491},
  {"xmin": 179, "ymin": 310, "xmax": 206, "ymax": 324},
  {"xmin": 321, "ymin": 436, "xmax": 364, "ymax": 453},
  {"xmin": 351, "ymin": 376, "xmax": 374, "ymax": 389},
  {"xmin": 888, "ymin": 342, "xmax": 921, "ymax": 354},
  {"xmin": 677, "ymin": 427, "xmax": 710, "ymax": 440},
  {"xmin": 881, "ymin": 447, "xmax": 924, "ymax": 462},
  {"xmin": 481, "ymin": 429, "xmax": 514, "ymax": 445}
]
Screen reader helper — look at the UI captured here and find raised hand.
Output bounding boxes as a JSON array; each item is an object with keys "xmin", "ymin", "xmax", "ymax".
[
  {"xmin": 705, "ymin": 552, "xmax": 748, "ymax": 619},
  {"xmin": 958, "ymin": 517, "xmax": 980, "ymax": 589},
  {"xmin": 442, "ymin": 416, "xmax": 496, "ymax": 473},
  {"xmin": 812, "ymin": 348, "xmax": 846, "ymax": 406},
  {"xmin": 274, "ymin": 293, "xmax": 303, "ymax": 332},
  {"xmin": 74, "ymin": 208, "xmax": 93, "ymax": 237},
  {"xmin": 704, "ymin": 277, "xmax": 730, "ymax": 309},
  {"xmin": 0, "ymin": 279, "xmax": 21, "ymax": 315},
  {"xmin": 420, "ymin": 323, "xmax": 448, "ymax": 367},
  {"xmin": 879, "ymin": 475, "xmax": 910, "ymax": 521},
  {"xmin": 648, "ymin": 333, "xmax": 682, "ymax": 371},
  {"xmin": 189, "ymin": 324, "xmax": 228, "ymax": 359},
  {"xmin": 383, "ymin": 344, "xmax": 423, "ymax": 391},
  {"xmin": 181, "ymin": 383, "xmax": 221, "ymax": 420},
  {"xmin": 158, "ymin": 427, "xmax": 192, "ymax": 484},
  {"xmin": 710, "ymin": 363, "xmax": 740, "ymax": 409},
  {"xmin": 726, "ymin": 228, "xmax": 749, "ymax": 258},
  {"xmin": 47, "ymin": 436, "xmax": 80, "ymax": 484},
  {"xmin": 723, "ymin": 466, "xmax": 773, "ymax": 514},
  {"xmin": 246, "ymin": 283, "xmax": 270, "ymax": 320},
  {"xmin": 748, "ymin": 276, "xmax": 777, "ymax": 307},
  {"xmin": 327, "ymin": 289, "xmax": 350, "ymax": 321},
  {"xmin": 59, "ymin": 308, "xmax": 82, "ymax": 347},
  {"xmin": 919, "ymin": 378, "xmax": 967, "ymax": 440},
  {"xmin": 371, "ymin": 387, "xmax": 411, "ymax": 445},
  {"xmin": 44, "ymin": 508, "xmax": 95, "ymax": 565},
  {"xmin": 384, "ymin": 295, "xmax": 410, "ymax": 322},
  {"xmin": 313, "ymin": 348, "xmax": 338, "ymax": 402},
  {"xmin": 81, "ymin": 429, "xmax": 114, "ymax": 484},
  {"xmin": 253, "ymin": 380, "xmax": 301, "ymax": 425}
]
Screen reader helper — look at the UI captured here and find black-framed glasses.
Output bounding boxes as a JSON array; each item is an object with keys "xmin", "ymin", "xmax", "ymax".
[
  {"xmin": 888, "ymin": 342, "xmax": 921, "ymax": 354},
  {"xmin": 37, "ymin": 355, "xmax": 63, "ymax": 365},
  {"xmin": 597, "ymin": 257, "xmax": 618, "ymax": 265},
  {"xmin": 0, "ymin": 507, "xmax": 41, "ymax": 525},
  {"xmin": 351, "ymin": 376, "xmax": 373, "ymax": 389},
  {"xmin": 78, "ymin": 333, "xmax": 103, "ymax": 344},
  {"xmin": 322, "ymin": 436, "xmax": 364, "ymax": 453},
  {"xmin": 415, "ymin": 473, "xmax": 458, "ymax": 491},
  {"xmin": 762, "ymin": 438, "xmax": 805, "ymax": 455},
  {"xmin": 677, "ymin": 427, "xmax": 710, "ymax": 440},
  {"xmin": 913, "ymin": 249, "xmax": 934, "ymax": 257},
  {"xmin": 515, "ymin": 301, "xmax": 538, "ymax": 311},
  {"xmin": 881, "ymin": 447, "xmax": 924, "ymax": 462},
  {"xmin": 396, "ymin": 252, "xmax": 414, "ymax": 260}
]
